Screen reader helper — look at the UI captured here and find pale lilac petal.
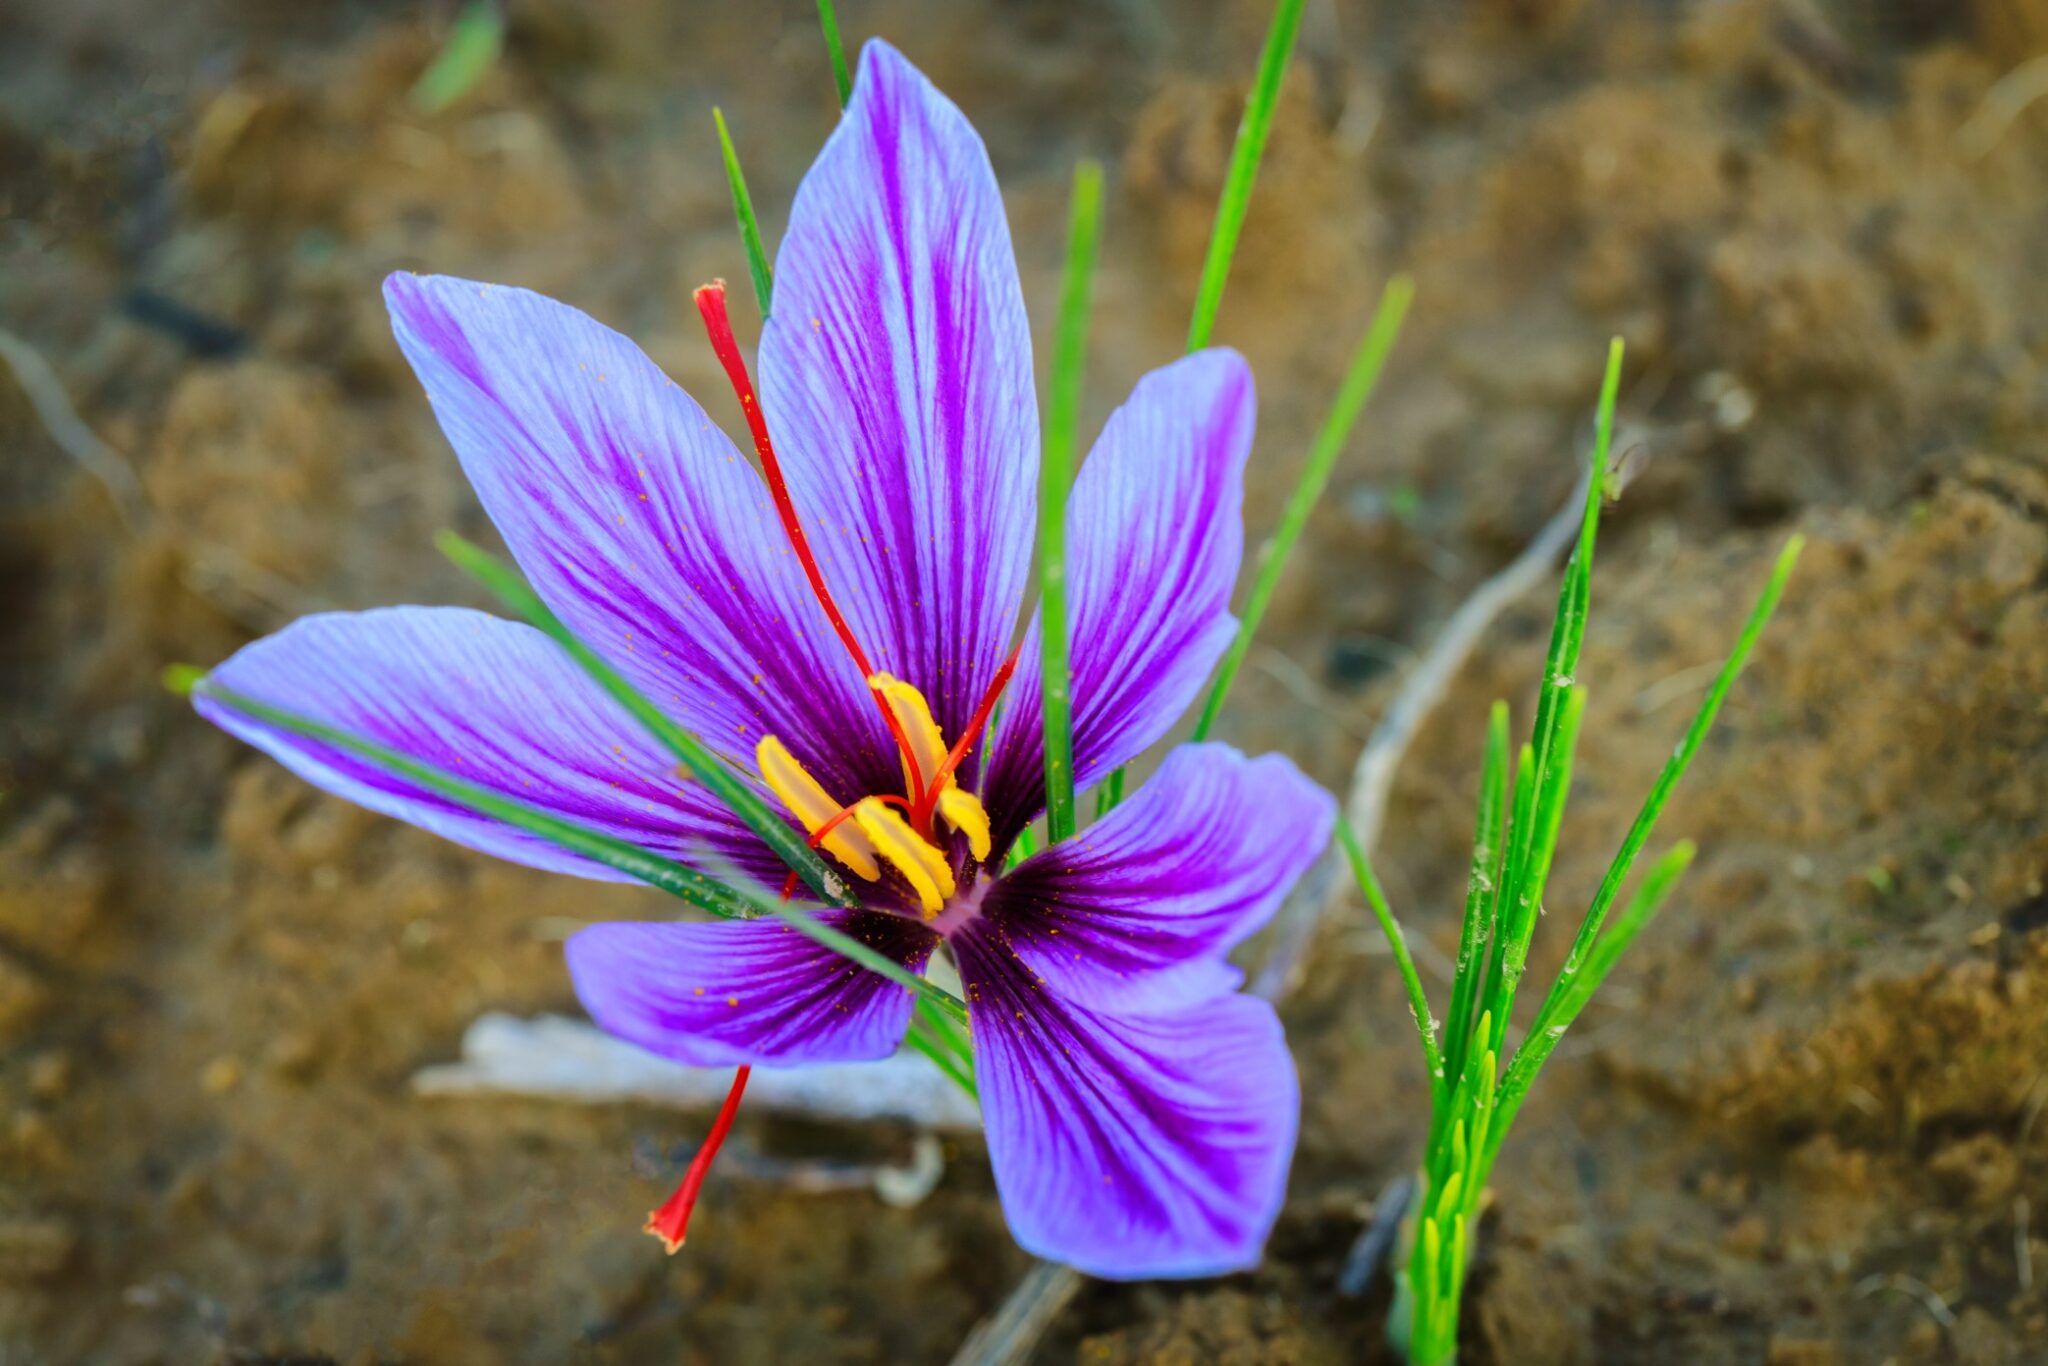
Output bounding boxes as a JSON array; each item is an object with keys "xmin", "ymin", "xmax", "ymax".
[
  {"xmin": 955, "ymin": 925, "xmax": 1298, "ymax": 1279},
  {"xmin": 566, "ymin": 912, "xmax": 937, "ymax": 1067},
  {"xmin": 984, "ymin": 745, "xmax": 1335, "ymax": 1011},
  {"xmin": 984, "ymin": 351, "xmax": 1254, "ymax": 845},
  {"xmin": 195, "ymin": 607, "xmax": 783, "ymax": 885},
  {"xmin": 384, "ymin": 273, "xmax": 894, "ymax": 801},
  {"xmin": 757, "ymin": 40, "xmax": 1036, "ymax": 753}
]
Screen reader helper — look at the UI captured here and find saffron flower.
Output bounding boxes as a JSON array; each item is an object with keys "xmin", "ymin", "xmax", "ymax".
[{"xmin": 194, "ymin": 41, "xmax": 1333, "ymax": 1277}]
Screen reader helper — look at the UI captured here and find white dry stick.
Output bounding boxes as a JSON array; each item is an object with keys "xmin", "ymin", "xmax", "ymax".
[
  {"xmin": 412, "ymin": 1011, "xmax": 983, "ymax": 1131},
  {"xmin": 951, "ymin": 469, "xmax": 1597, "ymax": 1366},
  {"xmin": 0, "ymin": 326, "xmax": 148, "ymax": 527},
  {"xmin": 1955, "ymin": 53, "xmax": 2048, "ymax": 162}
]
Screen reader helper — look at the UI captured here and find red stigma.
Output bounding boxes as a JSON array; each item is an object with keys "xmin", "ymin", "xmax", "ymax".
[
  {"xmin": 693, "ymin": 281, "xmax": 928, "ymax": 803},
  {"xmin": 645, "ymin": 1063, "xmax": 750, "ymax": 1254}
]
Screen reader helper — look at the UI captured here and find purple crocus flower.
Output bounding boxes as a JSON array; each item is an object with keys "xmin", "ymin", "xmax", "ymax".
[{"xmin": 195, "ymin": 40, "xmax": 1333, "ymax": 1278}]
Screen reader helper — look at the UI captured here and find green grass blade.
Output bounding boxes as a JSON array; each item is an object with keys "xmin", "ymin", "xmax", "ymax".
[
  {"xmin": 1484, "ymin": 685, "xmax": 1586, "ymax": 1056},
  {"xmin": 1440, "ymin": 699, "xmax": 1510, "ymax": 1086},
  {"xmin": 1339, "ymin": 822, "xmax": 1444, "ymax": 1102},
  {"xmin": 1192, "ymin": 274, "xmax": 1413, "ymax": 741},
  {"xmin": 1185, "ymin": 0, "xmax": 1307, "ymax": 350},
  {"xmin": 436, "ymin": 532, "xmax": 854, "ymax": 908},
  {"xmin": 711, "ymin": 862, "xmax": 970, "ymax": 1027},
  {"xmin": 816, "ymin": 0, "xmax": 853, "ymax": 109},
  {"xmin": 178, "ymin": 673, "xmax": 757, "ymax": 920},
  {"xmin": 1525, "ymin": 534, "xmax": 1804, "ymax": 1043},
  {"xmin": 1484, "ymin": 840, "xmax": 1695, "ymax": 1171},
  {"xmin": 411, "ymin": 0, "xmax": 505, "ymax": 114},
  {"xmin": 713, "ymin": 108, "xmax": 774, "ymax": 318},
  {"xmin": 903, "ymin": 1017, "xmax": 978, "ymax": 1099},
  {"xmin": 1038, "ymin": 160, "xmax": 1104, "ymax": 844}
]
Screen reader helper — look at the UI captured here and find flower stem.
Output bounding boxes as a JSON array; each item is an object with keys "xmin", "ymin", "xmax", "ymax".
[
  {"xmin": 1037, "ymin": 160, "xmax": 1103, "ymax": 845},
  {"xmin": 1192, "ymin": 274, "xmax": 1412, "ymax": 741}
]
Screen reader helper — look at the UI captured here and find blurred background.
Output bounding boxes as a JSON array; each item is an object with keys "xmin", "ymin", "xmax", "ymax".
[{"xmin": 5, "ymin": 0, "xmax": 2048, "ymax": 1360}]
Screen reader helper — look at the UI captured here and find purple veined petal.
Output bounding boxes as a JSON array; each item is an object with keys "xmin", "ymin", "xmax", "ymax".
[
  {"xmin": 983, "ymin": 350, "xmax": 1255, "ymax": 848},
  {"xmin": 566, "ymin": 911, "xmax": 938, "ymax": 1068},
  {"xmin": 757, "ymin": 40, "xmax": 1037, "ymax": 761},
  {"xmin": 984, "ymin": 744, "xmax": 1336, "ymax": 1012},
  {"xmin": 194, "ymin": 607, "xmax": 788, "ymax": 887},
  {"xmin": 384, "ymin": 272, "xmax": 895, "ymax": 803},
  {"xmin": 954, "ymin": 924, "xmax": 1299, "ymax": 1279}
]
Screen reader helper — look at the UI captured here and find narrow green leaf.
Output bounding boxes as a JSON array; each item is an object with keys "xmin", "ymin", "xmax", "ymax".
[
  {"xmin": 1486, "ymin": 685, "xmax": 1587, "ymax": 1057},
  {"xmin": 713, "ymin": 108, "xmax": 774, "ymax": 318},
  {"xmin": 712, "ymin": 863, "xmax": 970, "ymax": 1028},
  {"xmin": 1523, "ymin": 533, "xmax": 1803, "ymax": 1048},
  {"xmin": 1339, "ymin": 822, "xmax": 1444, "ymax": 1102},
  {"xmin": 903, "ymin": 1017, "xmax": 978, "ymax": 1099},
  {"xmin": 189, "ymin": 678, "xmax": 757, "ymax": 921},
  {"xmin": 411, "ymin": 0, "xmax": 506, "ymax": 114},
  {"xmin": 1484, "ymin": 840, "xmax": 1696, "ymax": 1172},
  {"xmin": 1192, "ymin": 274, "xmax": 1413, "ymax": 742},
  {"xmin": 816, "ymin": 0, "xmax": 853, "ymax": 109},
  {"xmin": 1185, "ymin": 0, "xmax": 1307, "ymax": 350},
  {"xmin": 436, "ymin": 531, "xmax": 854, "ymax": 908},
  {"xmin": 1038, "ymin": 160, "xmax": 1104, "ymax": 845},
  {"xmin": 1439, "ymin": 699, "xmax": 1510, "ymax": 1087}
]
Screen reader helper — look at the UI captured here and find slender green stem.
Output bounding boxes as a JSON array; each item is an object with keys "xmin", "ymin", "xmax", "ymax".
[
  {"xmin": 1193, "ymin": 275, "xmax": 1413, "ymax": 741},
  {"xmin": 1338, "ymin": 822, "xmax": 1443, "ymax": 1103},
  {"xmin": 816, "ymin": 0, "xmax": 853, "ymax": 108},
  {"xmin": 177, "ymin": 673, "xmax": 757, "ymax": 920},
  {"xmin": 436, "ymin": 532, "xmax": 854, "ymax": 908},
  {"xmin": 1037, "ymin": 161, "xmax": 1103, "ymax": 845},
  {"xmin": 1185, "ymin": 0, "xmax": 1306, "ymax": 350},
  {"xmin": 713, "ymin": 108, "xmax": 774, "ymax": 317}
]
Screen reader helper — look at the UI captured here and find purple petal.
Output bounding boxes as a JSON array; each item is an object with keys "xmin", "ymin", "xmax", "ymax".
[
  {"xmin": 985, "ymin": 745, "xmax": 1335, "ymax": 1012},
  {"xmin": 955, "ymin": 924, "xmax": 1298, "ymax": 1279},
  {"xmin": 195, "ymin": 607, "xmax": 783, "ymax": 885},
  {"xmin": 566, "ymin": 912, "xmax": 937, "ymax": 1068},
  {"xmin": 757, "ymin": 40, "xmax": 1036, "ymax": 756},
  {"xmin": 384, "ymin": 272, "xmax": 892, "ymax": 802},
  {"xmin": 984, "ymin": 350, "xmax": 1254, "ymax": 844}
]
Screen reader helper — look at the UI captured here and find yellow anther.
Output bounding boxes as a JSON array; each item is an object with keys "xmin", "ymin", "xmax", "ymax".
[
  {"xmin": 936, "ymin": 785, "xmax": 992, "ymax": 860},
  {"xmin": 869, "ymin": 673, "xmax": 949, "ymax": 800},
  {"xmin": 755, "ymin": 736, "xmax": 880, "ymax": 880},
  {"xmin": 853, "ymin": 798, "xmax": 956, "ymax": 918}
]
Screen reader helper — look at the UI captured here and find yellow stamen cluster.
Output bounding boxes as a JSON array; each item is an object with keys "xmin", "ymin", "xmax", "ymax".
[{"xmin": 754, "ymin": 675, "xmax": 992, "ymax": 919}]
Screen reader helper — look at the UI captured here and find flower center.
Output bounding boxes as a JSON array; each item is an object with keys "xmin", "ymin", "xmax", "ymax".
[{"xmin": 756, "ymin": 672, "xmax": 1001, "ymax": 920}]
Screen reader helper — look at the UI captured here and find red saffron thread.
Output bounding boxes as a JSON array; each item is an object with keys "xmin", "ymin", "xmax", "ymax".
[
  {"xmin": 914, "ymin": 636, "xmax": 1025, "ymax": 826},
  {"xmin": 644, "ymin": 1063, "xmax": 750, "ymax": 1254},
  {"xmin": 693, "ymin": 281, "xmax": 927, "ymax": 806}
]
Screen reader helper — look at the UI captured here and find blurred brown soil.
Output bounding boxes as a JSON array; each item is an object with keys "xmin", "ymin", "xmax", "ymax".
[{"xmin": 3, "ymin": 0, "xmax": 2047, "ymax": 1361}]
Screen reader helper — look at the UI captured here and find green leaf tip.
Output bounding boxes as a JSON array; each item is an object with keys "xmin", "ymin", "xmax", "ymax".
[
  {"xmin": 713, "ymin": 106, "xmax": 775, "ymax": 317},
  {"xmin": 410, "ymin": 0, "xmax": 506, "ymax": 115},
  {"xmin": 162, "ymin": 663, "xmax": 206, "ymax": 697},
  {"xmin": 1185, "ymin": 0, "xmax": 1307, "ymax": 351}
]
